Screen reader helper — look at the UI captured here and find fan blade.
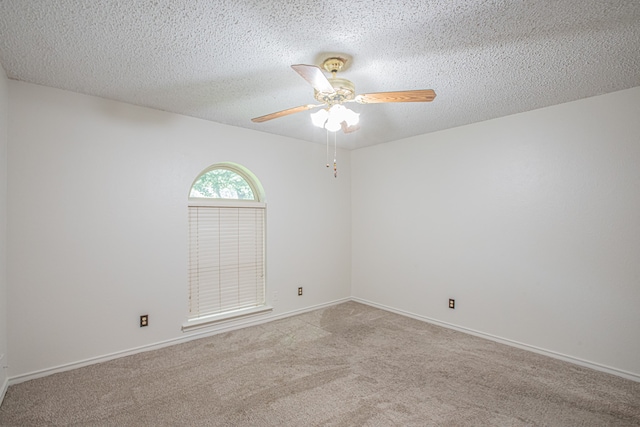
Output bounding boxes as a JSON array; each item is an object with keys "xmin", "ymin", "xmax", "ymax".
[
  {"xmin": 291, "ymin": 64, "xmax": 335, "ymax": 94},
  {"xmin": 251, "ymin": 104, "xmax": 321, "ymax": 123},
  {"xmin": 355, "ymin": 89, "xmax": 436, "ymax": 104}
]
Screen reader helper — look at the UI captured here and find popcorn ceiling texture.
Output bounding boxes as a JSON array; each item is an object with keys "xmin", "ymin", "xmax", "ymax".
[{"xmin": 0, "ymin": 0, "xmax": 639, "ymax": 149}]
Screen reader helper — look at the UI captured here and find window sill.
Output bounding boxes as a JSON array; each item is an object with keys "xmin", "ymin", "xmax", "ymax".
[{"xmin": 182, "ymin": 305, "xmax": 273, "ymax": 332}]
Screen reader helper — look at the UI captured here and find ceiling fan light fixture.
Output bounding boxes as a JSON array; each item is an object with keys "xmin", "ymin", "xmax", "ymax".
[
  {"xmin": 334, "ymin": 104, "xmax": 360, "ymax": 127},
  {"xmin": 324, "ymin": 117, "xmax": 343, "ymax": 132},
  {"xmin": 310, "ymin": 109, "xmax": 329, "ymax": 128},
  {"xmin": 310, "ymin": 105, "xmax": 359, "ymax": 132}
]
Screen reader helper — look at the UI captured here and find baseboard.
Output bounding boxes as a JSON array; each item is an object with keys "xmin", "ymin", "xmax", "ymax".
[
  {"xmin": 0, "ymin": 374, "xmax": 7, "ymax": 407},
  {"xmin": 8, "ymin": 297, "xmax": 351, "ymax": 385},
  {"xmin": 352, "ymin": 297, "xmax": 640, "ymax": 383},
  {"xmin": 11, "ymin": 295, "xmax": 637, "ymax": 386},
  {"xmin": 0, "ymin": 352, "xmax": 7, "ymax": 406}
]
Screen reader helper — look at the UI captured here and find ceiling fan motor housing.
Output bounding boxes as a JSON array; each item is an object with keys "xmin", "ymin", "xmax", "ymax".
[
  {"xmin": 314, "ymin": 57, "xmax": 355, "ymax": 105},
  {"xmin": 315, "ymin": 78, "xmax": 355, "ymax": 105}
]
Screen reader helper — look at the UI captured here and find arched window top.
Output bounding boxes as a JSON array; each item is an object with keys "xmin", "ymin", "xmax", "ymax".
[{"xmin": 189, "ymin": 163, "xmax": 264, "ymax": 202}]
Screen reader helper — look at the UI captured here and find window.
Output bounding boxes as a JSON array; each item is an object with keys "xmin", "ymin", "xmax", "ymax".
[{"xmin": 183, "ymin": 163, "xmax": 269, "ymax": 330}]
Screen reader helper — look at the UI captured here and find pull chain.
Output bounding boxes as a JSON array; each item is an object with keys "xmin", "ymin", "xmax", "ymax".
[
  {"xmin": 326, "ymin": 129, "xmax": 330, "ymax": 168},
  {"xmin": 333, "ymin": 131, "xmax": 337, "ymax": 178},
  {"xmin": 323, "ymin": 128, "xmax": 338, "ymax": 178}
]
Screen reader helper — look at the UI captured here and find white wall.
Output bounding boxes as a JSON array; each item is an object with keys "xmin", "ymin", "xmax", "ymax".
[
  {"xmin": 352, "ymin": 87, "xmax": 640, "ymax": 378},
  {"xmin": 0, "ymin": 65, "xmax": 8, "ymax": 396},
  {"xmin": 7, "ymin": 81, "xmax": 351, "ymax": 378},
  {"xmin": 6, "ymin": 79, "xmax": 639, "ymax": 382}
]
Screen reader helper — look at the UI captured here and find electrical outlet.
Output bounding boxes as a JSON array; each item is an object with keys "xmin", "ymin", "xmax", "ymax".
[
  {"xmin": 298, "ymin": 287, "xmax": 303, "ymax": 296},
  {"xmin": 449, "ymin": 299, "xmax": 455, "ymax": 309},
  {"xmin": 140, "ymin": 315, "xmax": 149, "ymax": 327}
]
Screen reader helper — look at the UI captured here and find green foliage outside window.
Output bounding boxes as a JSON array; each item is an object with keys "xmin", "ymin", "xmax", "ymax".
[{"xmin": 190, "ymin": 168, "xmax": 255, "ymax": 200}]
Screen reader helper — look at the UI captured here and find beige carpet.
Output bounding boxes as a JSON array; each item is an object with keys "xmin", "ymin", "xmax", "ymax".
[{"xmin": 1, "ymin": 302, "xmax": 639, "ymax": 426}]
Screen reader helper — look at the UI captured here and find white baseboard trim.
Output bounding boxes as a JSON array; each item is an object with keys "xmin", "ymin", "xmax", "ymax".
[
  {"xmin": 0, "ymin": 375, "xmax": 7, "ymax": 406},
  {"xmin": 10, "ymin": 296, "xmax": 638, "ymax": 386},
  {"xmin": 8, "ymin": 297, "xmax": 351, "ymax": 386},
  {"xmin": 352, "ymin": 297, "xmax": 640, "ymax": 383},
  {"xmin": 0, "ymin": 353, "xmax": 7, "ymax": 406}
]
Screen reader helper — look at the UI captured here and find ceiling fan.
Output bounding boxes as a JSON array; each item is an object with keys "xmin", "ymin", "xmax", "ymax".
[{"xmin": 251, "ymin": 57, "xmax": 436, "ymax": 133}]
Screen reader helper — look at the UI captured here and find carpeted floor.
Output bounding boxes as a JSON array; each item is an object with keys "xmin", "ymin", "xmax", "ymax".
[{"xmin": 1, "ymin": 302, "xmax": 639, "ymax": 426}]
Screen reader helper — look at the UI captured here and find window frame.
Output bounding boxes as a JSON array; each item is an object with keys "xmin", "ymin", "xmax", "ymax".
[{"xmin": 182, "ymin": 163, "xmax": 270, "ymax": 332}]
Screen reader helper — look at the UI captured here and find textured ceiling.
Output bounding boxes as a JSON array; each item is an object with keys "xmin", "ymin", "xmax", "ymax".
[{"xmin": 1, "ymin": 1, "xmax": 639, "ymax": 149}]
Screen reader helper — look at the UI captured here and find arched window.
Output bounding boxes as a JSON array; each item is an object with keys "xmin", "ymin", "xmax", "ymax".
[
  {"xmin": 189, "ymin": 167, "xmax": 257, "ymax": 200},
  {"xmin": 183, "ymin": 163, "xmax": 269, "ymax": 330}
]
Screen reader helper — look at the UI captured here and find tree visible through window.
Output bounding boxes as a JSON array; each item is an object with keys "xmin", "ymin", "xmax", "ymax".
[
  {"xmin": 184, "ymin": 163, "xmax": 268, "ymax": 329},
  {"xmin": 189, "ymin": 168, "xmax": 255, "ymax": 200}
]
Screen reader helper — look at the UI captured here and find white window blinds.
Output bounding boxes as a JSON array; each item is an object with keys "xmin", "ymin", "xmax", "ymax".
[{"xmin": 187, "ymin": 205, "xmax": 265, "ymax": 321}]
